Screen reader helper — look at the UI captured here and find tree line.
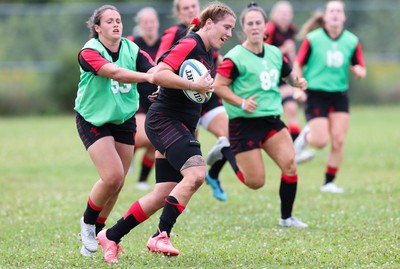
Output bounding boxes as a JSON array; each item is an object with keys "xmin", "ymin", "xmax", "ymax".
[{"xmin": 0, "ymin": 0, "xmax": 399, "ymax": 115}]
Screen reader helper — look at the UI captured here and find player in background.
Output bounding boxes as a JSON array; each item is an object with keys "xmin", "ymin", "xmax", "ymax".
[
  {"xmin": 126, "ymin": 7, "xmax": 161, "ymax": 191},
  {"xmin": 264, "ymin": 1, "xmax": 315, "ymax": 164},
  {"xmin": 214, "ymin": 3, "xmax": 308, "ymax": 228},
  {"xmin": 293, "ymin": 0, "xmax": 366, "ymax": 193},
  {"xmin": 75, "ymin": 5, "xmax": 155, "ymax": 257},
  {"xmin": 157, "ymin": 0, "xmax": 244, "ymax": 202},
  {"xmin": 96, "ymin": 2, "xmax": 237, "ymax": 263}
]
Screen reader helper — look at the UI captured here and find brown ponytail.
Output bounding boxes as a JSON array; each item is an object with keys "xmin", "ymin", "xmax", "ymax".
[{"xmin": 296, "ymin": 10, "xmax": 324, "ymax": 41}]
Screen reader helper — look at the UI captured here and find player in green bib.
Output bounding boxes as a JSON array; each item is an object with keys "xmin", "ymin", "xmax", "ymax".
[
  {"xmin": 215, "ymin": 3, "xmax": 308, "ymax": 228},
  {"xmin": 75, "ymin": 5, "xmax": 155, "ymax": 258},
  {"xmin": 293, "ymin": 0, "xmax": 366, "ymax": 193}
]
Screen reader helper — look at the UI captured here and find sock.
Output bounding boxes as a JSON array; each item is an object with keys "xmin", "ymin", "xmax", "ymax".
[
  {"xmin": 288, "ymin": 124, "xmax": 301, "ymax": 141},
  {"xmin": 221, "ymin": 146, "xmax": 245, "ymax": 184},
  {"xmin": 154, "ymin": 196, "xmax": 185, "ymax": 238},
  {"xmin": 325, "ymin": 166, "xmax": 338, "ymax": 184},
  {"xmin": 106, "ymin": 200, "xmax": 149, "ymax": 244},
  {"xmin": 83, "ymin": 197, "xmax": 105, "ymax": 225},
  {"xmin": 138, "ymin": 154, "xmax": 155, "ymax": 183},
  {"xmin": 95, "ymin": 217, "xmax": 106, "ymax": 235},
  {"xmin": 279, "ymin": 174, "xmax": 298, "ymax": 219},
  {"xmin": 208, "ymin": 158, "xmax": 226, "ymax": 179}
]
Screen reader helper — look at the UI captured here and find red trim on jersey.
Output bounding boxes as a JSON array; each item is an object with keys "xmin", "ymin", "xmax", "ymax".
[
  {"xmin": 283, "ymin": 55, "xmax": 289, "ymax": 64},
  {"xmin": 281, "ymin": 174, "xmax": 298, "ymax": 183},
  {"xmin": 88, "ymin": 197, "xmax": 105, "ymax": 212},
  {"xmin": 126, "ymin": 35, "xmax": 135, "ymax": 42},
  {"xmin": 80, "ymin": 49, "xmax": 110, "ymax": 72},
  {"xmin": 162, "ymin": 38, "xmax": 197, "ymax": 71},
  {"xmin": 296, "ymin": 38, "xmax": 311, "ymax": 66},
  {"xmin": 353, "ymin": 43, "xmax": 365, "ymax": 67},
  {"xmin": 264, "ymin": 21, "xmax": 276, "ymax": 44},
  {"xmin": 140, "ymin": 49, "xmax": 156, "ymax": 66},
  {"xmin": 216, "ymin": 58, "xmax": 235, "ymax": 78},
  {"xmin": 123, "ymin": 200, "xmax": 149, "ymax": 222},
  {"xmin": 156, "ymin": 25, "xmax": 180, "ymax": 60}
]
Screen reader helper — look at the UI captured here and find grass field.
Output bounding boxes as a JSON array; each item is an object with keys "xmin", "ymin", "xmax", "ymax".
[{"xmin": 0, "ymin": 105, "xmax": 399, "ymax": 269}]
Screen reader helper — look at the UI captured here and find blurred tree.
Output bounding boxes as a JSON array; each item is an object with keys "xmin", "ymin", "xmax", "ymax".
[
  {"xmin": 47, "ymin": 42, "xmax": 81, "ymax": 113},
  {"xmin": 0, "ymin": 0, "xmax": 399, "ymax": 115}
]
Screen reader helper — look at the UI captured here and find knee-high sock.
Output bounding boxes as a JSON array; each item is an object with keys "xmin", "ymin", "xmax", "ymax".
[
  {"xmin": 95, "ymin": 217, "xmax": 107, "ymax": 235},
  {"xmin": 154, "ymin": 196, "xmax": 185, "ymax": 237},
  {"xmin": 138, "ymin": 154, "xmax": 155, "ymax": 183},
  {"xmin": 325, "ymin": 166, "xmax": 338, "ymax": 184},
  {"xmin": 279, "ymin": 174, "xmax": 298, "ymax": 219},
  {"xmin": 288, "ymin": 124, "xmax": 301, "ymax": 141},
  {"xmin": 209, "ymin": 147, "xmax": 245, "ymax": 184},
  {"xmin": 83, "ymin": 196, "xmax": 105, "ymax": 225},
  {"xmin": 106, "ymin": 200, "xmax": 149, "ymax": 243}
]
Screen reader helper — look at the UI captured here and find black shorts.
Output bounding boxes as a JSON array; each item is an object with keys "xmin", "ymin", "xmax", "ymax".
[
  {"xmin": 305, "ymin": 90, "xmax": 349, "ymax": 121},
  {"xmin": 201, "ymin": 93, "xmax": 223, "ymax": 116},
  {"xmin": 76, "ymin": 113, "xmax": 136, "ymax": 150},
  {"xmin": 229, "ymin": 116, "xmax": 286, "ymax": 154},
  {"xmin": 145, "ymin": 109, "xmax": 202, "ymax": 171}
]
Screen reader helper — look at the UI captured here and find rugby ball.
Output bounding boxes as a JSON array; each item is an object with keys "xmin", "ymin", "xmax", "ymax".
[{"xmin": 179, "ymin": 59, "xmax": 212, "ymax": 104}]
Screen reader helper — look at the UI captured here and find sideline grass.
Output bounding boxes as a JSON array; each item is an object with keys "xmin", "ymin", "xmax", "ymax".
[{"xmin": 0, "ymin": 106, "xmax": 399, "ymax": 268}]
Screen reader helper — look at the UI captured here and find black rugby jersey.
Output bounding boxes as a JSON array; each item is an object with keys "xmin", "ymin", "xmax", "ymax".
[
  {"xmin": 127, "ymin": 36, "xmax": 161, "ymax": 61},
  {"xmin": 150, "ymin": 32, "xmax": 213, "ymax": 129},
  {"xmin": 127, "ymin": 36, "xmax": 161, "ymax": 112}
]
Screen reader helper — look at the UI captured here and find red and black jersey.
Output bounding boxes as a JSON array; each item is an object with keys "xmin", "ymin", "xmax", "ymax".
[
  {"xmin": 149, "ymin": 32, "xmax": 214, "ymax": 130},
  {"xmin": 264, "ymin": 21, "xmax": 296, "ymax": 47},
  {"xmin": 156, "ymin": 23, "xmax": 188, "ymax": 60},
  {"xmin": 156, "ymin": 23, "xmax": 221, "ymax": 67},
  {"xmin": 126, "ymin": 36, "xmax": 161, "ymax": 113},
  {"xmin": 127, "ymin": 35, "xmax": 161, "ymax": 61}
]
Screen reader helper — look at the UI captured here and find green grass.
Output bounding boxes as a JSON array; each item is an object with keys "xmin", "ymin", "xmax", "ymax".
[{"xmin": 0, "ymin": 106, "xmax": 399, "ymax": 268}]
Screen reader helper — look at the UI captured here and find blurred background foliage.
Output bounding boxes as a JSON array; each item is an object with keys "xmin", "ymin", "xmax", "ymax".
[{"xmin": 0, "ymin": 0, "xmax": 399, "ymax": 115}]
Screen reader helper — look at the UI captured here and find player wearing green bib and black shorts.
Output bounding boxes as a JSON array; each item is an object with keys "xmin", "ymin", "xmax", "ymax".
[
  {"xmin": 293, "ymin": 0, "xmax": 366, "ymax": 193},
  {"xmin": 76, "ymin": 5, "xmax": 155, "ymax": 258},
  {"xmin": 215, "ymin": 3, "xmax": 308, "ymax": 228}
]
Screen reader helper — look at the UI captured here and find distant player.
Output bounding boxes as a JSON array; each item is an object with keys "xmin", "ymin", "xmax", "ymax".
[
  {"xmin": 264, "ymin": 1, "xmax": 315, "ymax": 163},
  {"xmin": 126, "ymin": 7, "xmax": 161, "ymax": 191},
  {"xmin": 293, "ymin": 0, "xmax": 366, "ymax": 193}
]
